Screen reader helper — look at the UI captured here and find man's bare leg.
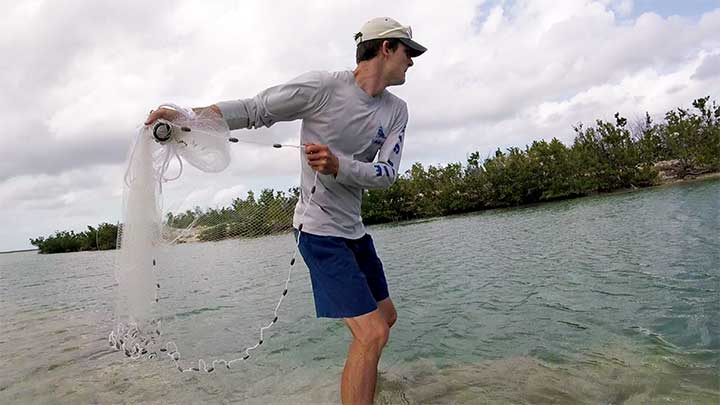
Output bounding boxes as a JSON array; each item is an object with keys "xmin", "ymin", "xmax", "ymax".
[{"xmin": 342, "ymin": 309, "xmax": 390, "ymax": 405}]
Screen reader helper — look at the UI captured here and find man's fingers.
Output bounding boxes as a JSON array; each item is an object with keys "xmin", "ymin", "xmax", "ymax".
[
  {"xmin": 145, "ymin": 110, "xmax": 161, "ymax": 125},
  {"xmin": 305, "ymin": 144, "xmax": 330, "ymax": 159},
  {"xmin": 306, "ymin": 153, "xmax": 328, "ymax": 162},
  {"xmin": 304, "ymin": 144, "xmax": 329, "ymax": 154},
  {"xmin": 304, "ymin": 144, "xmax": 337, "ymax": 176},
  {"xmin": 307, "ymin": 158, "xmax": 327, "ymax": 167},
  {"xmin": 144, "ymin": 107, "xmax": 178, "ymax": 125},
  {"xmin": 308, "ymin": 159, "xmax": 330, "ymax": 169}
]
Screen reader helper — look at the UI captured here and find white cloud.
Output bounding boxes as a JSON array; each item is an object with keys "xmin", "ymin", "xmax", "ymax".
[
  {"xmin": 692, "ymin": 52, "xmax": 720, "ymax": 80},
  {"xmin": 213, "ymin": 185, "xmax": 248, "ymax": 207},
  {"xmin": 1, "ymin": 0, "xmax": 719, "ymax": 250},
  {"xmin": 480, "ymin": 6, "xmax": 505, "ymax": 35},
  {"xmin": 601, "ymin": 0, "xmax": 634, "ymax": 18}
]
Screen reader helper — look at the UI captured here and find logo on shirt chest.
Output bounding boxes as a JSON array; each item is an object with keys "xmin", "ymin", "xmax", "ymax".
[
  {"xmin": 372, "ymin": 125, "xmax": 387, "ymax": 146},
  {"xmin": 353, "ymin": 124, "xmax": 386, "ymax": 163}
]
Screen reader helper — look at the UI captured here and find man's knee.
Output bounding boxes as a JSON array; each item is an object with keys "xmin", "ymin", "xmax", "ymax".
[
  {"xmin": 352, "ymin": 318, "xmax": 390, "ymax": 350},
  {"xmin": 363, "ymin": 323, "xmax": 390, "ymax": 349},
  {"xmin": 385, "ymin": 310, "xmax": 397, "ymax": 329},
  {"xmin": 378, "ymin": 299, "xmax": 397, "ymax": 329}
]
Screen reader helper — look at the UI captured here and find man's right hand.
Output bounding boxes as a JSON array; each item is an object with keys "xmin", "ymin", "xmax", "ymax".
[{"xmin": 144, "ymin": 107, "xmax": 179, "ymax": 125}]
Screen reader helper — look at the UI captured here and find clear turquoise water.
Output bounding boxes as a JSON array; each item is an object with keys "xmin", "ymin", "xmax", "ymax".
[{"xmin": 1, "ymin": 179, "xmax": 718, "ymax": 404}]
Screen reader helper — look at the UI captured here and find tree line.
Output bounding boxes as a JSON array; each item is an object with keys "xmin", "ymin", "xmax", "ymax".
[
  {"xmin": 30, "ymin": 97, "xmax": 719, "ymax": 253},
  {"xmin": 30, "ymin": 223, "xmax": 119, "ymax": 254},
  {"xmin": 166, "ymin": 188, "xmax": 298, "ymax": 241},
  {"xmin": 363, "ymin": 96, "xmax": 718, "ymax": 223}
]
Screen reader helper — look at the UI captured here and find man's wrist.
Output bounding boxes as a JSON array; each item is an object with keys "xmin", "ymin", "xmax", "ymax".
[
  {"xmin": 335, "ymin": 155, "xmax": 352, "ymax": 183},
  {"xmin": 191, "ymin": 105, "xmax": 222, "ymax": 117}
]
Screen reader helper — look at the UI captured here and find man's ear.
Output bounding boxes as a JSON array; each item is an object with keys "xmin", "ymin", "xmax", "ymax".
[{"xmin": 381, "ymin": 40, "xmax": 392, "ymax": 56}]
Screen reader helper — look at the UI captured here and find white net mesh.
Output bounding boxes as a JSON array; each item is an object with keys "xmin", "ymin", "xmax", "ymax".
[{"xmin": 109, "ymin": 105, "xmax": 311, "ymax": 371}]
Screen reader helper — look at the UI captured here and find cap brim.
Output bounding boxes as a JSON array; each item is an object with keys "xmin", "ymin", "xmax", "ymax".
[{"xmin": 399, "ymin": 38, "xmax": 427, "ymax": 57}]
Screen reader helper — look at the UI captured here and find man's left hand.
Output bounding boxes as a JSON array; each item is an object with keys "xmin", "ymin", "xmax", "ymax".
[{"xmin": 305, "ymin": 144, "xmax": 339, "ymax": 176}]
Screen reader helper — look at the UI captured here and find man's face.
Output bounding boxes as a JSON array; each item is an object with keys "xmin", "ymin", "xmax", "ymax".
[{"xmin": 384, "ymin": 42, "xmax": 414, "ymax": 86}]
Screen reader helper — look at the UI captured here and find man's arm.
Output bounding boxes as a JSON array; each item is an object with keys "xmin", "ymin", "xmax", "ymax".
[
  {"xmin": 332, "ymin": 102, "xmax": 408, "ymax": 189},
  {"xmin": 216, "ymin": 71, "xmax": 328, "ymax": 130},
  {"xmin": 144, "ymin": 71, "xmax": 327, "ymax": 129}
]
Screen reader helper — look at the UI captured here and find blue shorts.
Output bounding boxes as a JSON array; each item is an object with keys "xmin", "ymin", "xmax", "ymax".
[{"xmin": 295, "ymin": 231, "xmax": 389, "ymax": 318}]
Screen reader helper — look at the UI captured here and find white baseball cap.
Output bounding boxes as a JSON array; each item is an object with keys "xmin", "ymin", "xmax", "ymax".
[{"xmin": 354, "ymin": 17, "xmax": 427, "ymax": 57}]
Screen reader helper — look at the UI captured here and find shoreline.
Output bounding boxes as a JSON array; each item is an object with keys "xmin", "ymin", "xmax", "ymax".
[
  {"xmin": 0, "ymin": 248, "xmax": 39, "ymax": 255},
  {"xmin": 368, "ymin": 171, "xmax": 720, "ymax": 226},
  {"xmin": 14, "ymin": 171, "xmax": 720, "ymax": 255},
  {"xmin": 578, "ymin": 171, "xmax": 720, "ymax": 200},
  {"xmin": 656, "ymin": 171, "xmax": 720, "ymax": 186}
]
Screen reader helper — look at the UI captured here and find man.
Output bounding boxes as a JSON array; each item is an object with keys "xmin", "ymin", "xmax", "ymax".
[{"xmin": 146, "ymin": 17, "xmax": 426, "ymax": 404}]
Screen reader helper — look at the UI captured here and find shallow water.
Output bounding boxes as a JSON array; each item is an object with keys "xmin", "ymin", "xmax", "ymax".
[{"xmin": 1, "ymin": 179, "xmax": 718, "ymax": 404}]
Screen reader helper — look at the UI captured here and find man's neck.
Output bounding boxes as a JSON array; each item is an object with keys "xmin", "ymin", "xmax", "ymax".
[{"xmin": 353, "ymin": 62, "xmax": 387, "ymax": 98}]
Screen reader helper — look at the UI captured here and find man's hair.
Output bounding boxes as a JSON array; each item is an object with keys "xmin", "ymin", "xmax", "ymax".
[{"xmin": 356, "ymin": 38, "xmax": 401, "ymax": 64}]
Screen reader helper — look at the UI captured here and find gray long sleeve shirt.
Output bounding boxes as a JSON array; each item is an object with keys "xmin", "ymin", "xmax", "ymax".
[{"xmin": 216, "ymin": 70, "xmax": 408, "ymax": 239}]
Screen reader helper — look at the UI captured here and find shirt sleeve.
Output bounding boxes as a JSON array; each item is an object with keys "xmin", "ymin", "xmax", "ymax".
[
  {"xmin": 335, "ymin": 102, "xmax": 408, "ymax": 190},
  {"xmin": 215, "ymin": 71, "xmax": 328, "ymax": 130}
]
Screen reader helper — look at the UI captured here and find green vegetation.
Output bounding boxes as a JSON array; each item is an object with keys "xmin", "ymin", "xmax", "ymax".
[
  {"xmin": 30, "ymin": 223, "xmax": 118, "ymax": 254},
  {"xmin": 363, "ymin": 96, "xmax": 719, "ymax": 223},
  {"xmin": 30, "ymin": 97, "xmax": 719, "ymax": 253},
  {"xmin": 166, "ymin": 188, "xmax": 298, "ymax": 241}
]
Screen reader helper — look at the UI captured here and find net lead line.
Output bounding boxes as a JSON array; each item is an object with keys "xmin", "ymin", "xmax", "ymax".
[{"xmin": 166, "ymin": 172, "xmax": 318, "ymax": 373}]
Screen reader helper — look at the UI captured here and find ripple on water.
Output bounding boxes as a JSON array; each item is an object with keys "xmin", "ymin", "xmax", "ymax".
[{"xmin": 1, "ymin": 179, "xmax": 718, "ymax": 403}]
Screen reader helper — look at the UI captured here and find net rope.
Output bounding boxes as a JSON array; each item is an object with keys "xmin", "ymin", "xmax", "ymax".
[{"xmin": 109, "ymin": 104, "xmax": 317, "ymax": 372}]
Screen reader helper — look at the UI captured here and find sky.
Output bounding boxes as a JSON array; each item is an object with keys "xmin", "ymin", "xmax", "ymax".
[{"xmin": 1, "ymin": 0, "xmax": 719, "ymax": 251}]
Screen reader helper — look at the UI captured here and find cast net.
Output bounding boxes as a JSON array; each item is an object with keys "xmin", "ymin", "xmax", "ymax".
[{"xmin": 109, "ymin": 104, "xmax": 315, "ymax": 372}]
